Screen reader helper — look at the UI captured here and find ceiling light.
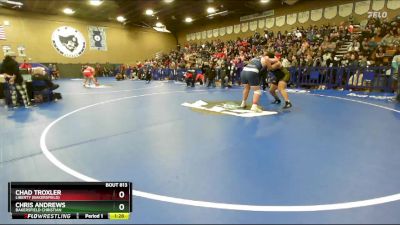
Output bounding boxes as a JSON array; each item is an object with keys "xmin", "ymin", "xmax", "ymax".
[
  {"xmin": 116, "ymin": 16, "xmax": 126, "ymax": 22},
  {"xmin": 155, "ymin": 22, "xmax": 163, "ymax": 27},
  {"xmin": 89, "ymin": 0, "xmax": 103, "ymax": 6},
  {"xmin": 260, "ymin": 0, "xmax": 270, "ymax": 3},
  {"xmin": 145, "ymin": 9, "xmax": 154, "ymax": 16},
  {"xmin": 207, "ymin": 7, "xmax": 216, "ymax": 14},
  {"xmin": 164, "ymin": 0, "xmax": 174, "ymax": 3},
  {"xmin": 185, "ymin": 17, "xmax": 193, "ymax": 23},
  {"xmin": 63, "ymin": 8, "xmax": 75, "ymax": 15}
]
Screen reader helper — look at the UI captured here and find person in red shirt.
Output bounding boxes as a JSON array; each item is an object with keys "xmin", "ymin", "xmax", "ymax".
[
  {"xmin": 82, "ymin": 65, "xmax": 99, "ymax": 87},
  {"xmin": 275, "ymin": 52, "xmax": 282, "ymax": 60},
  {"xmin": 184, "ymin": 67, "xmax": 194, "ymax": 87},
  {"xmin": 195, "ymin": 71, "xmax": 204, "ymax": 85},
  {"xmin": 19, "ymin": 59, "xmax": 32, "ymax": 73}
]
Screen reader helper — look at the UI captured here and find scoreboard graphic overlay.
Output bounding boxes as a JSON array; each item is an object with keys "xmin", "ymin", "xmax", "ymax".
[{"xmin": 8, "ymin": 182, "xmax": 132, "ymax": 220}]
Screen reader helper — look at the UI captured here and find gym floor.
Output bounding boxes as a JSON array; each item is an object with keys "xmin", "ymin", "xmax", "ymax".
[{"xmin": 1, "ymin": 78, "xmax": 400, "ymax": 224}]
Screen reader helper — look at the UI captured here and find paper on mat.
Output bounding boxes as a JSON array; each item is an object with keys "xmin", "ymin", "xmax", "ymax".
[
  {"xmin": 182, "ymin": 100, "xmax": 278, "ymax": 117},
  {"xmin": 84, "ymin": 84, "xmax": 110, "ymax": 88}
]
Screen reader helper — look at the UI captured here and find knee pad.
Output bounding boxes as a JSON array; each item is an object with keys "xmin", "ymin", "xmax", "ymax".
[{"xmin": 254, "ymin": 90, "xmax": 262, "ymax": 96}]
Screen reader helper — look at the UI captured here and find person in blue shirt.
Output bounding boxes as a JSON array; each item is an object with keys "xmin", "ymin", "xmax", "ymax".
[{"xmin": 240, "ymin": 55, "xmax": 270, "ymax": 112}]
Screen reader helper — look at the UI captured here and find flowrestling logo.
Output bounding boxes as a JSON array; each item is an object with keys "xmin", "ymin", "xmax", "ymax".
[{"xmin": 52, "ymin": 26, "xmax": 86, "ymax": 58}]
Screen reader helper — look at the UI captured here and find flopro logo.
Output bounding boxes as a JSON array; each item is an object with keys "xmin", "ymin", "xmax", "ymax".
[{"xmin": 52, "ymin": 26, "xmax": 86, "ymax": 58}]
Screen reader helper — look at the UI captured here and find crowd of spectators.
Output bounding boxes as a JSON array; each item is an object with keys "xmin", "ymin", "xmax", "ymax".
[{"xmin": 112, "ymin": 16, "xmax": 399, "ymax": 93}]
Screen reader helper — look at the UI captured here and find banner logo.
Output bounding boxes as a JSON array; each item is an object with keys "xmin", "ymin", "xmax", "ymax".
[{"xmin": 52, "ymin": 26, "xmax": 86, "ymax": 58}]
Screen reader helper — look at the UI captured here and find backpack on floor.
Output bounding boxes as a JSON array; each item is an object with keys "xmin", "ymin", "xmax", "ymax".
[
  {"xmin": 34, "ymin": 94, "xmax": 44, "ymax": 103},
  {"xmin": 53, "ymin": 92, "xmax": 62, "ymax": 100}
]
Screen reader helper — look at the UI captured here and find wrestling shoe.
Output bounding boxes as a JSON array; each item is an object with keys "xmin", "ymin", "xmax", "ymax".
[
  {"xmin": 250, "ymin": 104, "xmax": 263, "ymax": 113},
  {"xmin": 240, "ymin": 101, "xmax": 247, "ymax": 109},
  {"xmin": 271, "ymin": 99, "xmax": 281, "ymax": 104},
  {"xmin": 283, "ymin": 101, "xmax": 292, "ymax": 109}
]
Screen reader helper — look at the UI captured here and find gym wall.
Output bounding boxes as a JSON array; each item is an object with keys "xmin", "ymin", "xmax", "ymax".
[
  {"xmin": 0, "ymin": 8, "xmax": 177, "ymax": 64},
  {"xmin": 177, "ymin": 0, "xmax": 399, "ymax": 44}
]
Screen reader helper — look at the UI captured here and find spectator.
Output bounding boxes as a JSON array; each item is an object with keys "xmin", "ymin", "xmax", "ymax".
[
  {"xmin": 392, "ymin": 50, "xmax": 400, "ymax": 100},
  {"xmin": 115, "ymin": 73, "xmax": 124, "ymax": 81},
  {"xmin": 322, "ymin": 51, "xmax": 333, "ymax": 67},
  {"xmin": 0, "ymin": 52, "xmax": 31, "ymax": 108},
  {"xmin": 95, "ymin": 63, "xmax": 103, "ymax": 77},
  {"xmin": 348, "ymin": 53, "xmax": 359, "ymax": 68},
  {"xmin": 125, "ymin": 65, "xmax": 132, "ymax": 79},
  {"xmin": 358, "ymin": 54, "xmax": 369, "ymax": 68},
  {"xmin": 381, "ymin": 29, "xmax": 399, "ymax": 47},
  {"xmin": 145, "ymin": 68, "xmax": 152, "ymax": 84},
  {"xmin": 31, "ymin": 67, "xmax": 59, "ymax": 91},
  {"xmin": 291, "ymin": 55, "xmax": 299, "ymax": 67},
  {"xmin": 375, "ymin": 46, "xmax": 385, "ymax": 66},
  {"xmin": 235, "ymin": 58, "xmax": 243, "ymax": 85},
  {"xmin": 349, "ymin": 40, "xmax": 360, "ymax": 52},
  {"xmin": 185, "ymin": 65, "xmax": 195, "ymax": 87},
  {"xmin": 220, "ymin": 63, "xmax": 229, "ymax": 88},
  {"xmin": 313, "ymin": 52, "xmax": 323, "ymax": 67},
  {"xmin": 49, "ymin": 63, "xmax": 60, "ymax": 80},
  {"xmin": 361, "ymin": 38, "xmax": 371, "ymax": 55},
  {"xmin": 206, "ymin": 63, "xmax": 216, "ymax": 88}
]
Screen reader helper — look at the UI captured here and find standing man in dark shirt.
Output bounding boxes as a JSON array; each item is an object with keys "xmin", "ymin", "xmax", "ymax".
[
  {"xmin": 0, "ymin": 52, "xmax": 31, "ymax": 108},
  {"xmin": 220, "ymin": 63, "xmax": 229, "ymax": 88},
  {"xmin": 206, "ymin": 63, "xmax": 217, "ymax": 88},
  {"xmin": 145, "ymin": 68, "xmax": 152, "ymax": 84},
  {"xmin": 186, "ymin": 64, "xmax": 196, "ymax": 87},
  {"xmin": 201, "ymin": 62, "xmax": 210, "ymax": 85}
]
